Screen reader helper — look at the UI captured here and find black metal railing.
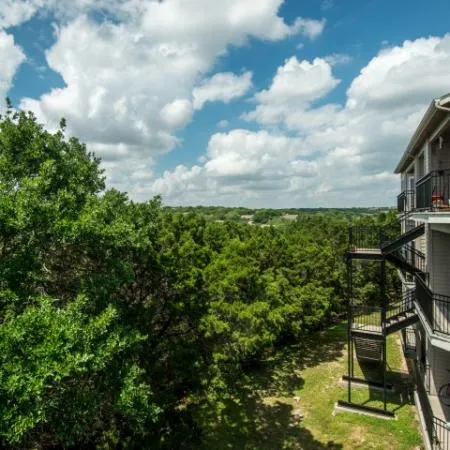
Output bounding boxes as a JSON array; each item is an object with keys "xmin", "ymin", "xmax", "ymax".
[
  {"xmin": 434, "ymin": 293, "xmax": 450, "ymax": 336},
  {"xmin": 433, "ymin": 417, "xmax": 450, "ymax": 450},
  {"xmin": 415, "ymin": 362, "xmax": 450, "ymax": 449},
  {"xmin": 349, "ymin": 218, "xmax": 418, "ymax": 253},
  {"xmin": 416, "ymin": 169, "xmax": 450, "ymax": 210},
  {"xmin": 386, "ymin": 290, "xmax": 415, "ymax": 320},
  {"xmin": 381, "ymin": 218, "xmax": 402, "ymax": 244},
  {"xmin": 397, "ymin": 190, "xmax": 415, "ymax": 212},
  {"xmin": 416, "ymin": 272, "xmax": 434, "ymax": 326},
  {"xmin": 391, "ymin": 244, "xmax": 426, "ymax": 272},
  {"xmin": 416, "ymin": 273, "xmax": 450, "ymax": 337},
  {"xmin": 351, "ymin": 304, "xmax": 382, "ymax": 332},
  {"xmin": 416, "ymin": 366, "xmax": 435, "ymax": 447},
  {"xmin": 349, "ymin": 226, "xmax": 384, "ymax": 251}
]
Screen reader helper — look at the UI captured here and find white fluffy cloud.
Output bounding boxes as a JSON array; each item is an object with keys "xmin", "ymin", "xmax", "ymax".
[
  {"xmin": 0, "ymin": 0, "xmax": 42, "ymax": 28},
  {"xmin": 0, "ymin": 30, "xmax": 25, "ymax": 105},
  {"xmin": 150, "ymin": 34, "xmax": 450, "ymax": 207},
  {"xmin": 15, "ymin": 0, "xmax": 324, "ymax": 199},
  {"xmin": 193, "ymin": 71, "xmax": 253, "ymax": 110},
  {"xmin": 346, "ymin": 36, "xmax": 450, "ymax": 110},
  {"xmin": 13, "ymin": 2, "xmax": 450, "ymax": 207},
  {"xmin": 160, "ymin": 99, "xmax": 193, "ymax": 129},
  {"xmin": 242, "ymin": 56, "xmax": 340, "ymax": 127}
]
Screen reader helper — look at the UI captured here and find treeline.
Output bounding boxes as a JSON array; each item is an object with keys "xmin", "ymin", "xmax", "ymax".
[
  {"xmin": 168, "ymin": 205, "xmax": 394, "ymax": 224},
  {"xmin": 0, "ymin": 109, "xmax": 394, "ymax": 448}
]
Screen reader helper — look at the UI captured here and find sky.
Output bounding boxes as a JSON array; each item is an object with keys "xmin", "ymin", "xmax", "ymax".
[{"xmin": 2, "ymin": 0, "xmax": 450, "ymax": 208}]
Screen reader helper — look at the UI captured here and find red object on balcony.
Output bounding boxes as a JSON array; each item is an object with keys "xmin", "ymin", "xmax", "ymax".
[{"xmin": 432, "ymin": 193, "xmax": 444, "ymax": 207}]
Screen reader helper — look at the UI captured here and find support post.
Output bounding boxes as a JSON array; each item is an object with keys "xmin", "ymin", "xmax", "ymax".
[
  {"xmin": 380, "ymin": 259, "xmax": 387, "ymax": 412},
  {"xmin": 347, "ymin": 257, "xmax": 353, "ymax": 403}
]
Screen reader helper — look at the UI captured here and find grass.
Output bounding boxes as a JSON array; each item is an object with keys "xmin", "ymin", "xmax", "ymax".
[{"xmin": 197, "ymin": 322, "xmax": 423, "ymax": 449}]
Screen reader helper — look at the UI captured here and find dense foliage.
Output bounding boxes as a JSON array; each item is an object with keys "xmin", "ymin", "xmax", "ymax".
[{"xmin": 0, "ymin": 108, "xmax": 396, "ymax": 448}]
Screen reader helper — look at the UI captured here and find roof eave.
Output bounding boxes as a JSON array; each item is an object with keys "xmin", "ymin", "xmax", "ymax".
[
  {"xmin": 394, "ymin": 100, "xmax": 436, "ymax": 174},
  {"xmin": 394, "ymin": 93, "xmax": 450, "ymax": 174}
]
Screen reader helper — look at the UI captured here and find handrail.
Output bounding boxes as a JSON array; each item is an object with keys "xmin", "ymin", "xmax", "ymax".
[
  {"xmin": 416, "ymin": 169, "xmax": 450, "ymax": 210},
  {"xmin": 415, "ymin": 273, "xmax": 450, "ymax": 336},
  {"xmin": 433, "ymin": 417, "xmax": 450, "ymax": 450},
  {"xmin": 349, "ymin": 225, "xmax": 384, "ymax": 250},
  {"xmin": 349, "ymin": 218, "xmax": 420, "ymax": 255},
  {"xmin": 415, "ymin": 364, "xmax": 436, "ymax": 448},
  {"xmin": 390, "ymin": 243, "xmax": 425, "ymax": 273},
  {"xmin": 434, "ymin": 292, "xmax": 450, "ymax": 336},
  {"xmin": 351, "ymin": 304, "xmax": 382, "ymax": 332},
  {"xmin": 386, "ymin": 290, "xmax": 415, "ymax": 320},
  {"xmin": 416, "ymin": 272, "xmax": 434, "ymax": 326}
]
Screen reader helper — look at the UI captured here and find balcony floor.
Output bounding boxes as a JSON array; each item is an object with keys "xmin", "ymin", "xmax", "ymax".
[
  {"xmin": 410, "ymin": 211, "xmax": 450, "ymax": 224},
  {"xmin": 352, "ymin": 248, "xmax": 382, "ymax": 254},
  {"xmin": 348, "ymin": 248, "xmax": 384, "ymax": 261}
]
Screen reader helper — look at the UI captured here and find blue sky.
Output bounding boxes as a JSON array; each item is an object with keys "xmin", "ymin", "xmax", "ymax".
[{"xmin": 2, "ymin": 0, "xmax": 450, "ymax": 207}]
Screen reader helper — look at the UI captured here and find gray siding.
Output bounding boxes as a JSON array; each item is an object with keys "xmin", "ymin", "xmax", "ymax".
[
  {"xmin": 430, "ymin": 230, "xmax": 450, "ymax": 296},
  {"xmin": 431, "ymin": 142, "xmax": 450, "ymax": 172},
  {"xmin": 429, "ymin": 346, "xmax": 450, "ymax": 396}
]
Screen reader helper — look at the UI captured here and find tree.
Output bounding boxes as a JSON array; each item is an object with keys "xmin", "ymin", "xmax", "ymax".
[
  {"xmin": 0, "ymin": 105, "xmax": 387, "ymax": 448},
  {"xmin": 0, "ymin": 110, "xmax": 208, "ymax": 448}
]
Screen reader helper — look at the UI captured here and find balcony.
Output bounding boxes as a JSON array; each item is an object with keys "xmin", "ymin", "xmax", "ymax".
[
  {"xmin": 348, "ymin": 226, "xmax": 383, "ymax": 252},
  {"xmin": 416, "ymin": 273, "xmax": 450, "ymax": 337},
  {"xmin": 416, "ymin": 169, "xmax": 450, "ymax": 211},
  {"xmin": 397, "ymin": 190, "xmax": 415, "ymax": 213}
]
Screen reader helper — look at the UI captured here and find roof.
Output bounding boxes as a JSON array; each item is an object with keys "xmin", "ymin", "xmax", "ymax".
[{"xmin": 394, "ymin": 93, "xmax": 450, "ymax": 174}]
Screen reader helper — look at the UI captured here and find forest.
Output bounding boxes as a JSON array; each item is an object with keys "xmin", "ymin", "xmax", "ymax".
[{"xmin": 0, "ymin": 107, "xmax": 398, "ymax": 448}]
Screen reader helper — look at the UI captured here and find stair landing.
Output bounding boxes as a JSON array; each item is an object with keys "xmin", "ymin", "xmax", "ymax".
[
  {"xmin": 352, "ymin": 323, "xmax": 382, "ymax": 334},
  {"xmin": 348, "ymin": 248, "xmax": 384, "ymax": 260}
]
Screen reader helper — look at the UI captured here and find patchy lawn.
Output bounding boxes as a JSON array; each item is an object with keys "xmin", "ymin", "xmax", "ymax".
[{"xmin": 197, "ymin": 322, "xmax": 423, "ymax": 449}]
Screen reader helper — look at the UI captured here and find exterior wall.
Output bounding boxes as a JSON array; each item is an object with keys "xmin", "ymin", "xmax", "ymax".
[
  {"xmin": 416, "ymin": 232, "xmax": 427, "ymax": 258},
  {"xmin": 429, "ymin": 230, "xmax": 450, "ymax": 295},
  {"xmin": 429, "ymin": 346, "xmax": 450, "ymax": 396},
  {"xmin": 401, "ymin": 172, "xmax": 407, "ymax": 192},
  {"xmin": 416, "ymin": 150, "xmax": 426, "ymax": 180},
  {"xmin": 430, "ymin": 141, "xmax": 450, "ymax": 172}
]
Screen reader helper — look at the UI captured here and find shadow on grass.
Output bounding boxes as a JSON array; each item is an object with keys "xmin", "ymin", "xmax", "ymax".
[
  {"xmin": 354, "ymin": 359, "xmax": 414, "ymax": 413},
  {"xmin": 245, "ymin": 323, "xmax": 347, "ymax": 397},
  {"xmin": 198, "ymin": 323, "xmax": 347, "ymax": 449},
  {"xmin": 199, "ymin": 392, "xmax": 343, "ymax": 450}
]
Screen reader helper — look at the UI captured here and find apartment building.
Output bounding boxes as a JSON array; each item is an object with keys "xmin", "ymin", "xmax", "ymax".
[{"xmin": 340, "ymin": 94, "xmax": 450, "ymax": 450}]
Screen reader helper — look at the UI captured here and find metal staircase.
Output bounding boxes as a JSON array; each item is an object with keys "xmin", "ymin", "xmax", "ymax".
[
  {"xmin": 385, "ymin": 290, "xmax": 419, "ymax": 334},
  {"xmin": 343, "ymin": 218, "xmax": 424, "ymax": 416},
  {"xmin": 381, "ymin": 223, "xmax": 425, "ymax": 254},
  {"xmin": 385, "ymin": 310, "xmax": 419, "ymax": 334},
  {"xmin": 385, "ymin": 244, "xmax": 425, "ymax": 275}
]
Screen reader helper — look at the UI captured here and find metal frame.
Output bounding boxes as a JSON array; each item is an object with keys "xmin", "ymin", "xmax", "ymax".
[{"xmin": 345, "ymin": 252, "xmax": 389, "ymax": 413}]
